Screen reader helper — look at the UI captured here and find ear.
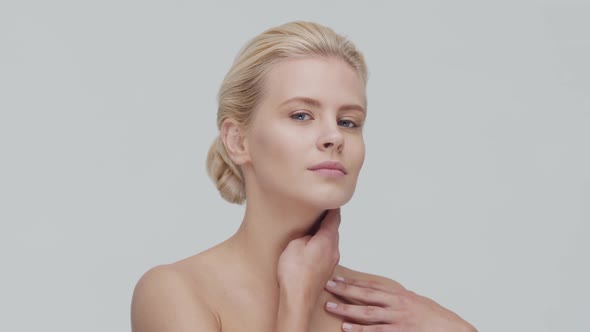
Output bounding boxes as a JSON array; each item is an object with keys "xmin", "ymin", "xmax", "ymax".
[{"xmin": 220, "ymin": 119, "xmax": 250, "ymax": 165}]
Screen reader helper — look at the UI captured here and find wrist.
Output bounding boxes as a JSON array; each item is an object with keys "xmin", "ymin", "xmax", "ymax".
[
  {"xmin": 279, "ymin": 285, "xmax": 314, "ymax": 312},
  {"xmin": 276, "ymin": 287, "xmax": 313, "ymax": 332}
]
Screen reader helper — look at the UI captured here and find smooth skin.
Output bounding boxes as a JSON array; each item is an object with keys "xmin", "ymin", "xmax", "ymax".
[
  {"xmin": 131, "ymin": 57, "xmax": 477, "ymax": 332},
  {"xmin": 324, "ymin": 276, "xmax": 476, "ymax": 332}
]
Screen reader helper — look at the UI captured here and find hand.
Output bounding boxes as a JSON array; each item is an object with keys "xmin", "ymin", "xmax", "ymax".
[
  {"xmin": 324, "ymin": 276, "xmax": 477, "ymax": 332},
  {"xmin": 277, "ymin": 209, "xmax": 341, "ymax": 303}
]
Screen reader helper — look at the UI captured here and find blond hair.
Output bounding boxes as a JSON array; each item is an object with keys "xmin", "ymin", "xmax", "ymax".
[{"xmin": 206, "ymin": 21, "xmax": 368, "ymax": 204}]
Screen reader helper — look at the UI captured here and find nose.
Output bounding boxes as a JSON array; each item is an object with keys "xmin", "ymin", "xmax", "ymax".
[{"xmin": 317, "ymin": 124, "xmax": 344, "ymax": 152}]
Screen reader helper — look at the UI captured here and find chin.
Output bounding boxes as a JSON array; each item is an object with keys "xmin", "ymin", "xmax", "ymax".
[
  {"xmin": 301, "ymin": 190, "xmax": 354, "ymax": 210},
  {"xmin": 260, "ymin": 176, "xmax": 358, "ymax": 210}
]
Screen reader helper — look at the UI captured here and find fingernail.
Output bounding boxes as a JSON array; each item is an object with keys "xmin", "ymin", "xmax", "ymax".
[
  {"xmin": 335, "ymin": 275, "xmax": 345, "ymax": 282},
  {"xmin": 342, "ymin": 322, "xmax": 353, "ymax": 331},
  {"xmin": 326, "ymin": 301, "xmax": 337, "ymax": 309},
  {"xmin": 326, "ymin": 280, "xmax": 337, "ymax": 287}
]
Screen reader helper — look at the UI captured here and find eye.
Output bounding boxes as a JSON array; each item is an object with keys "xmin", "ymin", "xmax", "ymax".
[
  {"xmin": 338, "ymin": 119, "xmax": 359, "ymax": 128},
  {"xmin": 291, "ymin": 112, "xmax": 313, "ymax": 121}
]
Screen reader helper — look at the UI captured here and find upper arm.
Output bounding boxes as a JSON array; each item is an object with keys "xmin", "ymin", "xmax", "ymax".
[{"xmin": 131, "ymin": 265, "xmax": 220, "ymax": 332}]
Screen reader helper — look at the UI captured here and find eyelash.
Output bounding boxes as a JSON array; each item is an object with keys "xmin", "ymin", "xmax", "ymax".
[
  {"xmin": 290, "ymin": 112, "xmax": 361, "ymax": 128},
  {"xmin": 291, "ymin": 112, "xmax": 312, "ymax": 121}
]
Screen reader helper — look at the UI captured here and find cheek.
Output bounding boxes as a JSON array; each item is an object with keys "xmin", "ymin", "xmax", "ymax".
[
  {"xmin": 351, "ymin": 138, "xmax": 366, "ymax": 171},
  {"xmin": 250, "ymin": 124, "xmax": 302, "ymax": 168}
]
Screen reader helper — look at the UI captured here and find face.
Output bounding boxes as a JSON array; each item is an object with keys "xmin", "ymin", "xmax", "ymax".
[{"xmin": 242, "ymin": 56, "xmax": 366, "ymax": 209}]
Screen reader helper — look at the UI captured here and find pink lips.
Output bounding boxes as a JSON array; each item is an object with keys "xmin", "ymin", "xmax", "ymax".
[{"xmin": 308, "ymin": 161, "xmax": 347, "ymax": 177}]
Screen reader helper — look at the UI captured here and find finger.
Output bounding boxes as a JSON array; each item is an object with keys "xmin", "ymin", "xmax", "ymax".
[
  {"xmin": 299, "ymin": 234, "xmax": 312, "ymax": 244},
  {"xmin": 340, "ymin": 322, "xmax": 400, "ymax": 332},
  {"xmin": 325, "ymin": 302, "xmax": 399, "ymax": 325},
  {"xmin": 325, "ymin": 279, "xmax": 400, "ymax": 307},
  {"xmin": 332, "ymin": 276, "xmax": 404, "ymax": 294},
  {"xmin": 312, "ymin": 208, "xmax": 341, "ymax": 243},
  {"xmin": 317, "ymin": 208, "xmax": 341, "ymax": 234}
]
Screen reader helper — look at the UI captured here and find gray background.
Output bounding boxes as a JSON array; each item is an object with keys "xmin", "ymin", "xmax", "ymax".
[{"xmin": 1, "ymin": 1, "xmax": 588, "ymax": 331}]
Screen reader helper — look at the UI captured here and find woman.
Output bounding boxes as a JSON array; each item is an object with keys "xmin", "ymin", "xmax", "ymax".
[{"xmin": 131, "ymin": 21, "xmax": 477, "ymax": 332}]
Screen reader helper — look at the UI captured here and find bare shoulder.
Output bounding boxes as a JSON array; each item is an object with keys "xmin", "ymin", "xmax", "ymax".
[
  {"xmin": 335, "ymin": 264, "xmax": 407, "ymax": 292},
  {"xmin": 131, "ymin": 264, "xmax": 220, "ymax": 332}
]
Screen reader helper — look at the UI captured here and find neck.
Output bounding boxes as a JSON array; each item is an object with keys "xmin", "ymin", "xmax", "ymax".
[{"xmin": 225, "ymin": 194, "xmax": 327, "ymax": 287}]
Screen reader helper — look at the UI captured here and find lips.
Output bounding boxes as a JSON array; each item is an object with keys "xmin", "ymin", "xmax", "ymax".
[{"xmin": 308, "ymin": 161, "xmax": 347, "ymax": 174}]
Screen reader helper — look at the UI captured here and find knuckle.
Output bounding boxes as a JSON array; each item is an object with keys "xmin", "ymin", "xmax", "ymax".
[
  {"xmin": 339, "ymin": 303, "xmax": 350, "ymax": 313},
  {"xmin": 361, "ymin": 287, "xmax": 375, "ymax": 298},
  {"xmin": 396, "ymin": 291, "xmax": 412, "ymax": 307},
  {"xmin": 333, "ymin": 251, "xmax": 340, "ymax": 264},
  {"xmin": 400, "ymin": 290, "xmax": 419, "ymax": 306},
  {"xmin": 367, "ymin": 280, "xmax": 378, "ymax": 287},
  {"xmin": 362, "ymin": 305, "xmax": 377, "ymax": 317}
]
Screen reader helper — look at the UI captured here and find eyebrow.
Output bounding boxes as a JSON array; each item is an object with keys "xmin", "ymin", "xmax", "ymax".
[{"xmin": 279, "ymin": 96, "xmax": 366, "ymax": 114}]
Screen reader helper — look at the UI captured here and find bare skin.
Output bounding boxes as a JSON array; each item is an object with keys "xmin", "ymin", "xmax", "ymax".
[
  {"xmin": 131, "ymin": 210, "xmax": 406, "ymax": 332},
  {"xmin": 131, "ymin": 57, "xmax": 477, "ymax": 332}
]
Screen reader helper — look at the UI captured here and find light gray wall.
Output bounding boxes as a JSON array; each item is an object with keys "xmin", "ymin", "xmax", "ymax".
[{"xmin": 1, "ymin": 1, "xmax": 588, "ymax": 331}]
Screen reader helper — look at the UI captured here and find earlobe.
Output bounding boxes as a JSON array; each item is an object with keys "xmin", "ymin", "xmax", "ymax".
[{"xmin": 220, "ymin": 119, "xmax": 249, "ymax": 165}]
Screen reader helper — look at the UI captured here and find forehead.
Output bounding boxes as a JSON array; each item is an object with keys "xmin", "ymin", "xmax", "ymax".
[{"xmin": 260, "ymin": 57, "xmax": 366, "ymax": 110}]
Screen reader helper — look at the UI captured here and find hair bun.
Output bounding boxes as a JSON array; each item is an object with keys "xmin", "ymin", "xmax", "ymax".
[{"xmin": 206, "ymin": 136, "xmax": 246, "ymax": 204}]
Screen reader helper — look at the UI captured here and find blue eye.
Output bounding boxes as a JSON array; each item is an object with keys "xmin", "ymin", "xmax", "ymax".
[
  {"xmin": 338, "ymin": 119, "xmax": 358, "ymax": 128},
  {"xmin": 291, "ymin": 112, "xmax": 312, "ymax": 121}
]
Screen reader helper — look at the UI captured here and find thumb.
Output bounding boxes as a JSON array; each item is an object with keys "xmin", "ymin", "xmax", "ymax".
[{"xmin": 314, "ymin": 208, "xmax": 341, "ymax": 238}]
